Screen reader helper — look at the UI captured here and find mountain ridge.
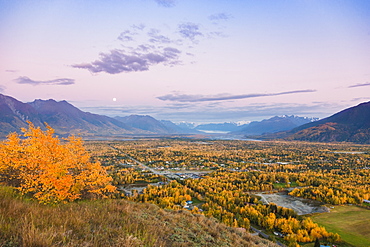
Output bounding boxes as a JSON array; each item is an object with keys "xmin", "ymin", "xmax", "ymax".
[
  {"xmin": 0, "ymin": 94, "xmax": 191, "ymax": 137},
  {"xmin": 232, "ymin": 115, "xmax": 318, "ymax": 136},
  {"xmin": 262, "ymin": 102, "xmax": 370, "ymax": 144}
]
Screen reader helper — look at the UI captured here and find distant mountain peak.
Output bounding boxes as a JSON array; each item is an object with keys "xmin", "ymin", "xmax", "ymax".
[
  {"xmin": 114, "ymin": 115, "xmax": 196, "ymax": 134},
  {"xmin": 270, "ymin": 101, "xmax": 370, "ymax": 144},
  {"xmin": 232, "ymin": 115, "xmax": 317, "ymax": 136}
]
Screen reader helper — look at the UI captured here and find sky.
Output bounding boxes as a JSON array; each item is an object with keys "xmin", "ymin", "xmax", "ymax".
[{"xmin": 1, "ymin": 0, "xmax": 370, "ymax": 124}]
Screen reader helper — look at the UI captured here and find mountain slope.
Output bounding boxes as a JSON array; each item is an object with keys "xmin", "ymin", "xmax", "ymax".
[
  {"xmin": 0, "ymin": 94, "xmax": 200, "ymax": 137},
  {"xmin": 115, "ymin": 115, "xmax": 175, "ymax": 134},
  {"xmin": 0, "ymin": 94, "xmax": 44, "ymax": 136},
  {"xmin": 233, "ymin": 115, "xmax": 317, "ymax": 135},
  {"xmin": 0, "ymin": 186, "xmax": 277, "ymax": 247},
  {"xmin": 160, "ymin": 120, "xmax": 201, "ymax": 134},
  {"xmin": 115, "ymin": 115, "xmax": 199, "ymax": 134},
  {"xmin": 29, "ymin": 99, "xmax": 137, "ymax": 135},
  {"xmin": 0, "ymin": 94, "xmax": 143, "ymax": 137},
  {"xmin": 277, "ymin": 102, "xmax": 370, "ymax": 143}
]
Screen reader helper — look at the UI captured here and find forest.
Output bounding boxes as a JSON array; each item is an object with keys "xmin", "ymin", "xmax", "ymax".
[
  {"xmin": 1, "ymin": 125, "xmax": 369, "ymax": 246},
  {"xmin": 82, "ymin": 138, "xmax": 370, "ymax": 246}
]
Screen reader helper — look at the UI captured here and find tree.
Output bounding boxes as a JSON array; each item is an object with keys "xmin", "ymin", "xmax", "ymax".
[
  {"xmin": 0, "ymin": 122, "xmax": 116, "ymax": 204},
  {"xmin": 314, "ymin": 237, "xmax": 320, "ymax": 247}
]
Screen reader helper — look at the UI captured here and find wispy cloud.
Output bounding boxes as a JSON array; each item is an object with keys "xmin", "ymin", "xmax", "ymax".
[
  {"xmin": 208, "ymin": 13, "xmax": 233, "ymax": 21},
  {"xmin": 14, "ymin": 76, "xmax": 75, "ymax": 86},
  {"xmin": 157, "ymin": 90, "xmax": 316, "ymax": 102},
  {"xmin": 5, "ymin": 70, "xmax": 18, "ymax": 73},
  {"xmin": 351, "ymin": 97, "xmax": 370, "ymax": 102},
  {"xmin": 0, "ymin": 85, "xmax": 6, "ymax": 92},
  {"xmin": 72, "ymin": 47, "xmax": 181, "ymax": 74},
  {"xmin": 132, "ymin": 23, "xmax": 146, "ymax": 31},
  {"xmin": 118, "ymin": 30, "xmax": 137, "ymax": 42},
  {"xmin": 155, "ymin": 0, "xmax": 176, "ymax": 8},
  {"xmin": 348, "ymin": 82, "xmax": 370, "ymax": 88},
  {"xmin": 147, "ymin": 29, "xmax": 173, "ymax": 44},
  {"xmin": 178, "ymin": 22, "xmax": 203, "ymax": 42}
]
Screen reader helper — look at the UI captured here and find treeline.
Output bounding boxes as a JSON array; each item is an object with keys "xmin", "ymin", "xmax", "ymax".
[
  {"xmin": 129, "ymin": 177, "xmax": 340, "ymax": 245},
  {"xmin": 93, "ymin": 139, "xmax": 370, "ymax": 246},
  {"xmin": 110, "ymin": 140, "xmax": 370, "ymax": 172}
]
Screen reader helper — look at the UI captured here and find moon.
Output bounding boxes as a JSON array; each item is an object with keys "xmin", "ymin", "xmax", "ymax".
[{"xmin": 112, "ymin": 98, "xmax": 117, "ymax": 102}]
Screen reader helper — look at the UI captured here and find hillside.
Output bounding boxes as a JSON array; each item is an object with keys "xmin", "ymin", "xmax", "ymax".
[
  {"xmin": 0, "ymin": 94, "xmax": 140, "ymax": 137},
  {"xmin": 0, "ymin": 94, "xmax": 195, "ymax": 137},
  {"xmin": 0, "ymin": 186, "xmax": 276, "ymax": 247},
  {"xmin": 161, "ymin": 120, "xmax": 201, "ymax": 134},
  {"xmin": 232, "ymin": 115, "xmax": 317, "ymax": 136},
  {"xmin": 29, "ymin": 99, "xmax": 138, "ymax": 136},
  {"xmin": 114, "ymin": 115, "xmax": 197, "ymax": 134},
  {"xmin": 279, "ymin": 102, "xmax": 370, "ymax": 143},
  {"xmin": 0, "ymin": 94, "xmax": 44, "ymax": 136}
]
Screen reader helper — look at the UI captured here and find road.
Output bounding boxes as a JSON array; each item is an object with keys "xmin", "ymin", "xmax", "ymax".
[
  {"xmin": 250, "ymin": 226, "xmax": 286, "ymax": 247},
  {"xmin": 255, "ymin": 193, "xmax": 269, "ymax": 205},
  {"xmin": 109, "ymin": 145, "xmax": 164, "ymax": 176}
]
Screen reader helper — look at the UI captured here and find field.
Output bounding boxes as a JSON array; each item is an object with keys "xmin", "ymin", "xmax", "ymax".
[
  {"xmin": 311, "ymin": 205, "xmax": 370, "ymax": 247},
  {"xmin": 255, "ymin": 192, "xmax": 329, "ymax": 215}
]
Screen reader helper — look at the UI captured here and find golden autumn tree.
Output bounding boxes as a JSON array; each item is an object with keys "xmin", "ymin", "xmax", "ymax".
[{"xmin": 0, "ymin": 122, "xmax": 116, "ymax": 204}]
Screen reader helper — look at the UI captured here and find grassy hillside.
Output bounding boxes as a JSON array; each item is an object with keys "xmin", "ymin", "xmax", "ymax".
[
  {"xmin": 0, "ymin": 186, "xmax": 277, "ymax": 247},
  {"xmin": 311, "ymin": 205, "xmax": 370, "ymax": 247}
]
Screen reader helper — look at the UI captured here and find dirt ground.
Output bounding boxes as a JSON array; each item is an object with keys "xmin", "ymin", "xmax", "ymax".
[{"xmin": 255, "ymin": 192, "xmax": 329, "ymax": 215}]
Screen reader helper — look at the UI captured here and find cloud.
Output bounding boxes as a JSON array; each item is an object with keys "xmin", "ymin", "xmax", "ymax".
[
  {"xmin": 351, "ymin": 97, "xmax": 370, "ymax": 102},
  {"xmin": 348, "ymin": 82, "xmax": 370, "ymax": 88},
  {"xmin": 208, "ymin": 13, "xmax": 233, "ymax": 21},
  {"xmin": 157, "ymin": 90, "xmax": 316, "ymax": 102},
  {"xmin": 14, "ymin": 76, "xmax": 75, "ymax": 86},
  {"xmin": 72, "ymin": 47, "xmax": 181, "ymax": 74},
  {"xmin": 131, "ymin": 23, "xmax": 145, "ymax": 31},
  {"xmin": 178, "ymin": 22, "xmax": 203, "ymax": 42},
  {"xmin": 118, "ymin": 30, "xmax": 137, "ymax": 42},
  {"xmin": 155, "ymin": 0, "xmax": 176, "ymax": 7},
  {"xmin": 0, "ymin": 85, "xmax": 6, "ymax": 92},
  {"xmin": 5, "ymin": 70, "xmax": 18, "ymax": 73},
  {"xmin": 147, "ymin": 29, "xmax": 173, "ymax": 44},
  {"xmin": 74, "ymin": 17, "xmax": 229, "ymax": 74}
]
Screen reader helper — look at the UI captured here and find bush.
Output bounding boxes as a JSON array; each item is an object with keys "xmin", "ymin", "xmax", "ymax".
[{"xmin": 0, "ymin": 122, "xmax": 116, "ymax": 204}]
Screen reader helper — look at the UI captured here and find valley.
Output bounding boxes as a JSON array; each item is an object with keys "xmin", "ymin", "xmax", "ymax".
[{"xmin": 86, "ymin": 139, "xmax": 370, "ymax": 247}]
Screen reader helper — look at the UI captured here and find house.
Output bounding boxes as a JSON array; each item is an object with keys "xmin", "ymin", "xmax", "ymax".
[{"xmin": 363, "ymin": 199, "xmax": 370, "ymax": 204}]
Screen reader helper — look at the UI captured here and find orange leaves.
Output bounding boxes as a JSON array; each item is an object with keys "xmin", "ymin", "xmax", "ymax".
[{"xmin": 0, "ymin": 122, "xmax": 116, "ymax": 204}]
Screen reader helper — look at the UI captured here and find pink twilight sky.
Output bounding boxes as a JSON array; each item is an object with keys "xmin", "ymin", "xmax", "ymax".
[{"xmin": 1, "ymin": 0, "xmax": 370, "ymax": 123}]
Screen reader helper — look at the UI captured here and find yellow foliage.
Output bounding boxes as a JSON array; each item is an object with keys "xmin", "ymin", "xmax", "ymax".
[{"xmin": 0, "ymin": 122, "xmax": 116, "ymax": 204}]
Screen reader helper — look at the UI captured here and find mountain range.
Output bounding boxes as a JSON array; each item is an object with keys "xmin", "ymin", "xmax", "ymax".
[
  {"xmin": 266, "ymin": 101, "xmax": 370, "ymax": 144},
  {"xmin": 0, "ymin": 94, "xmax": 196, "ymax": 137},
  {"xmin": 1, "ymin": 93, "xmax": 369, "ymax": 143},
  {"xmin": 231, "ymin": 115, "xmax": 318, "ymax": 135},
  {"xmin": 114, "ymin": 115, "xmax": 198, "ymax": 134}
]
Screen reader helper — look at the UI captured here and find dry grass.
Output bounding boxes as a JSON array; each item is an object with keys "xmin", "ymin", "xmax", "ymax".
[{"xmin": 0, "ymin": 186, "xmax": 277, "ymax": 247}]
